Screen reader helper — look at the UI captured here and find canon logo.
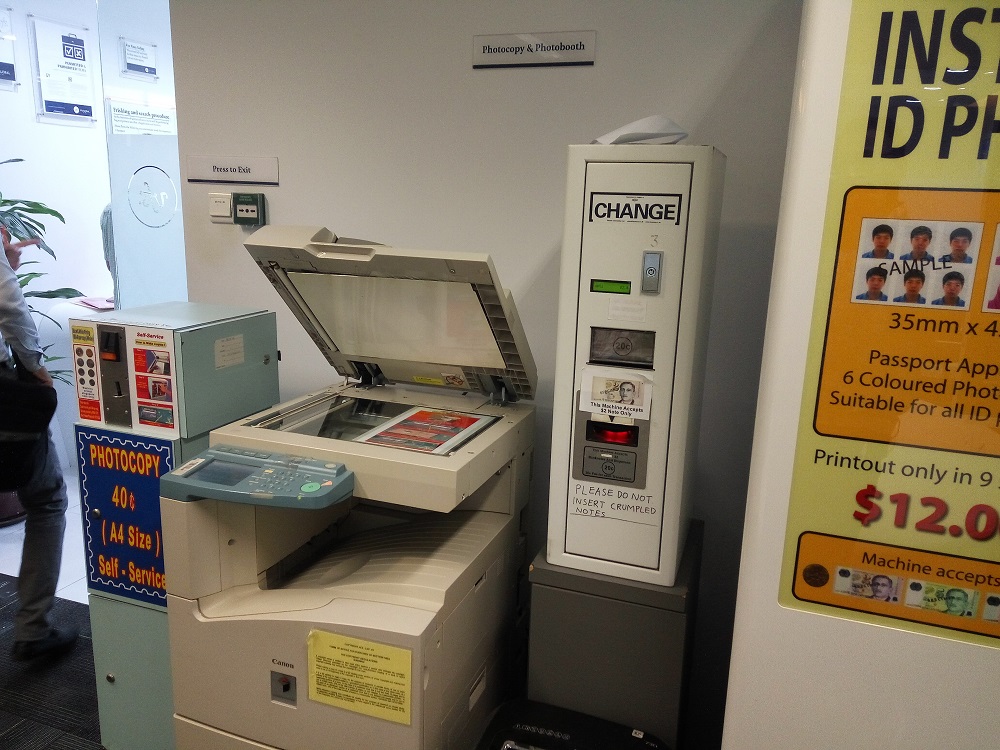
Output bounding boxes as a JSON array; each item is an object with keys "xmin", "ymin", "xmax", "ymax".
[{"xmin": 272, "ymin": 659, "xmax": 294, "ymax": 669}]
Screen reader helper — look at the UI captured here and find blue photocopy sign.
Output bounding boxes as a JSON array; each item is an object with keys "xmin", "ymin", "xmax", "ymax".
[{"xmin": 76, "ymin": 426, "xmax": 174, "ymax": 608}]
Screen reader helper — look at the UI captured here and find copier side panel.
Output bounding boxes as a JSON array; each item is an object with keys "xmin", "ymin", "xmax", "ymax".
[
  {"xmin": 438, "ymin": 518, "xmax": 522, "ymax": 746},
  {"xmin": 172, "ymin": 312, "xmax": 279, "ymax": 438}
]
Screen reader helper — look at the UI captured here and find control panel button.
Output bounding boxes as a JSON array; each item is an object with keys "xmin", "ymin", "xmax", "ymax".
[{"xmin": 641, "ymin": 250, "xmax": 663, "ymax": 293}]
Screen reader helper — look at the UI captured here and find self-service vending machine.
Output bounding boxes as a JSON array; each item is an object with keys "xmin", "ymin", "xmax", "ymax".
[
  {"xmin": 529, "ymin": 144, "xmax": 723, "ymax": 746},
  {"xmin": 70, "ymin": 302, "xmax": 279, "ymax": 750},
  {"xmin": 547, "ymin": 144, "xmax": 724, "ymax": 587}
]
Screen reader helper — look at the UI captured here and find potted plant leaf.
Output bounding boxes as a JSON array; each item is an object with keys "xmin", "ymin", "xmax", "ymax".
[
  {"xmin": 1, "ymin": 158, "xmax": 84, "ymax": 383},
  {"xmin": 1, "ymin": 157, "xmax": 83, "ymax": 525}
]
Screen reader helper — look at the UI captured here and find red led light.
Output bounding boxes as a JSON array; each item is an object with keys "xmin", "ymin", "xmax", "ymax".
[
  {"xmin": 586, "ymin": 422, "xmax": 640, "ymax": 447},
  {"xmin": 593, "ymin": 427, "xmax": 632, "ymax": 444}
]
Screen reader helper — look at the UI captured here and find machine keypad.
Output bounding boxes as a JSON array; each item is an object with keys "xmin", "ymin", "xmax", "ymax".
[{"xmin": 163, "ymin": 444, "xmax": 353, "ymax": 508}]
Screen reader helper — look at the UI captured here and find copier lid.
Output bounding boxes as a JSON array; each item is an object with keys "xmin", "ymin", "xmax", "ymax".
[{"xmin": 244, "ymin": 226, "xmax": 536, "ymax": 401}]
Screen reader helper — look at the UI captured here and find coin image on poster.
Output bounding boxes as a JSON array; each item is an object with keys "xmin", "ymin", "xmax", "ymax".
[{"xmin": 801, "ymin": 564, "xmax": 830, "ymax": 588}]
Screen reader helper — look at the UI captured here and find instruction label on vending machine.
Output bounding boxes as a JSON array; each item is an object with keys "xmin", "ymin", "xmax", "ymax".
[
  {"xmin": 76, "ymin": 426, "xmax": 173, "ymax": 607},
  {"xmin": 780, "ymin": 2, "xmax": 1000, "ymax": 646},
  {"xmin": 71, "ymin": 321, "xmax": 181, "ymax": 435}
]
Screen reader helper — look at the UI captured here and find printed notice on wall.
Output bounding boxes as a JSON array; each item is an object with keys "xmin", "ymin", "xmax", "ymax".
[
  {"xmin": 307, "ymin": 631, "xmax": 411, "ymax": 725},
  {"xmin": 119, "ymin": 37, "xmax": 157, "ymax": 80},
  {"xmin": 0, "ymin": 9, "xmax": 16, "ymax": 88},
  {"xmin": 580, "ymin": 366, "xmax": 653, "ymax": 420},
  {"xmin": 30, "ymin": 15, "xmax": 95, "ymax": 121},
  {"xmin": 108, "ymin": 99, "xmax": 176, "ymax": 136},
  {"xmin": 780, "ymin": 1, "xmax": 1000, "ymax": 648}
]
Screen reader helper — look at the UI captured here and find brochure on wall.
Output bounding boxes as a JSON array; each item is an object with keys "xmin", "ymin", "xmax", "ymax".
[
  {"xmin": 107, "ymin": 98, "xmax": 177, "ymax": 136},
  {"xmin": 779, "ymin": 1, "xmax": 1000, "ymax": 647},
  {"xmin": 119, "ymin": 37, "xmax": 157, "ymax": 81},
  {"xmin": 29, "ymin": 15, "xmax": 95, "ymax": 122},
  {"xmin": 0, "ymin": 8, "xmax": 16, "ymax": 89}
]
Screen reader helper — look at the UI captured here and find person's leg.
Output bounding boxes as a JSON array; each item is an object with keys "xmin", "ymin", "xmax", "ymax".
[{"xmin": 14, "ymin": 429, "xmax": 69, "ymax": 643}]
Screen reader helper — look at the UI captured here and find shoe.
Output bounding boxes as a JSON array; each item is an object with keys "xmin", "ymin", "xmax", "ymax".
[{"xmin": 11, "ymin": 627, "xmax": 79, "ymax": 661}]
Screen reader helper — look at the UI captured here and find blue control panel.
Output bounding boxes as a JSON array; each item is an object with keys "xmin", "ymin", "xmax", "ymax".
[{"xmin": 159, "ymin": 445, "xmax": 354, "ymax": 509}]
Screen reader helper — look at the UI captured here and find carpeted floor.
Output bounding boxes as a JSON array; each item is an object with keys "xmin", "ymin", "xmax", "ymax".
[{"xmin": 0, "ymin": 573, "xmax": 103, "ymax": 749}]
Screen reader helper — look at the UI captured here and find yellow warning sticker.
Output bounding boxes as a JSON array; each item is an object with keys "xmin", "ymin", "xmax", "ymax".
[
  {"xmin": 72, "ymin": 325, "xmax": 96, "ymax": 346},
  {"xmin": 307, "ymin": 630, "xmax": 411, "ymax": 725}
]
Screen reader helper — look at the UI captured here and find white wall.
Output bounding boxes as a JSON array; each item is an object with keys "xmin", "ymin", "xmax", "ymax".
[
  {"xmin": 169, "ymin": 2, "xmax": 803, "ymax": 746},
  {"xmin": 3, "ymin": 0, "xmax": 111, "ymax": 304}
]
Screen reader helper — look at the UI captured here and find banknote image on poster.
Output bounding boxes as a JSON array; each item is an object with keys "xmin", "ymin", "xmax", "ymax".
[
  {"xmin": 579, "ymin": 366, "xmax": 653, "ymax": 420},
  {"xmin": 904, "ymin": 580, "xmax": 978, "ymax": 618},
  {"xmin": 833, "ymin": 567, "xmax": 901, "ymax": 603}
]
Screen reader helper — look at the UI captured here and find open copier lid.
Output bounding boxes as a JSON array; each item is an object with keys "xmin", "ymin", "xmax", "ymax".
[{"xmin": 244, "ymin": 225, "xmax": 536, "ymax": 402}]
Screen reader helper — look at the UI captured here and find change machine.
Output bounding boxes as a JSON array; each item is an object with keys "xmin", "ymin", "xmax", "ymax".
[
  {"xmin": 159, "ymin": 226, "xmax": 537, "ymax": 750},
  {"xmin": 547, "ymin": 144, "xmax": 724, "ymax": 586},
  {"xmin": 70, "ymin": 302, "xmax": 279, "ymax": 750}
]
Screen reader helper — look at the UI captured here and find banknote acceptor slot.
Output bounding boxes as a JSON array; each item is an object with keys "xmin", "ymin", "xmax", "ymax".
[{"xmin": 97, "ymin": 324, "xmax": 132, "ymax": 427}]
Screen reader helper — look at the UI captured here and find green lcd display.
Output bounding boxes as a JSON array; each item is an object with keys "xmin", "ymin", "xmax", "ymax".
[{"xmin": 590, "ymin": 279, "xmax": 632, "ymax": 294}]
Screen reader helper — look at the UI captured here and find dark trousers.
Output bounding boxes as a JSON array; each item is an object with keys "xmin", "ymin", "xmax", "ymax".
[{"xmin": 0, "ymin": 362, "xmax": 68, "ymax": 642}]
